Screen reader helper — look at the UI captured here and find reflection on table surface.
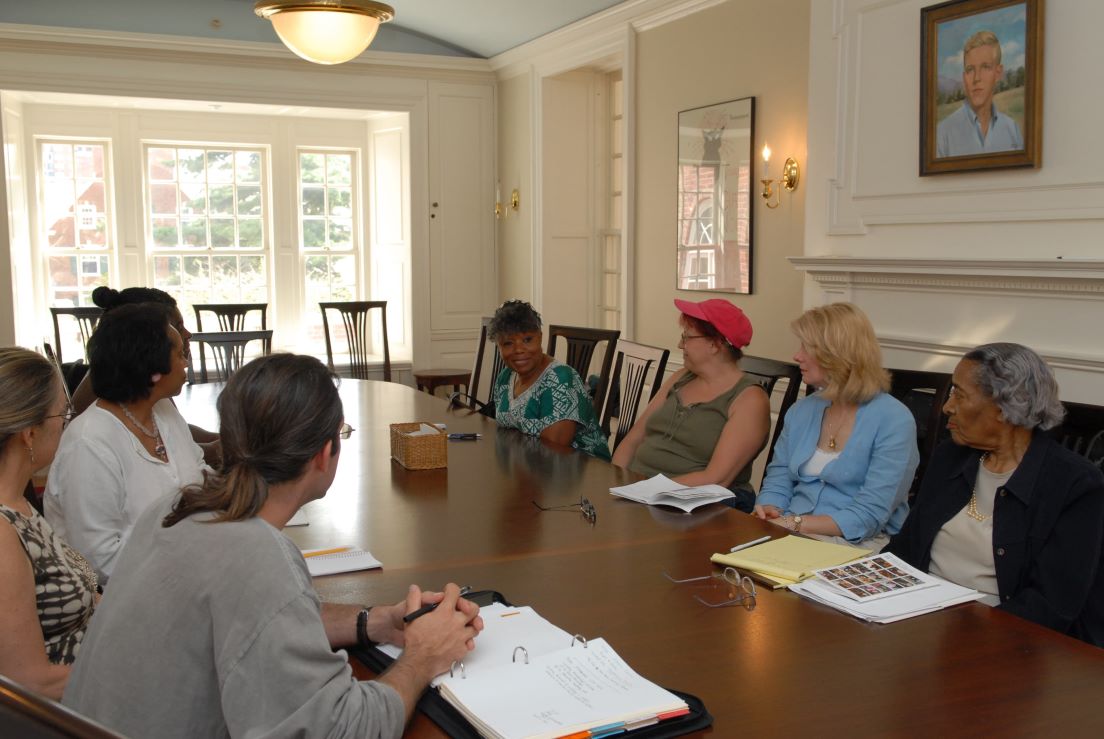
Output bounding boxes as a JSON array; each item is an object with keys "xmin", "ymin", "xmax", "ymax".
[{"xmin": 176, "ymin": 380, "xmax": 1104, "ymax": 737}]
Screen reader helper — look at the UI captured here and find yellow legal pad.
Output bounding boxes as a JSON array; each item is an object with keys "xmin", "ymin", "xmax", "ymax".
[{"xmin": 711, "ymin": 535, "xmax": 870, "ymax": 587}]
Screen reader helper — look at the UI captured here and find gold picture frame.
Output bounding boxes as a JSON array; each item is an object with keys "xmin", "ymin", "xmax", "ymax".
[{"xmin": 920, "ymin": 0, "xmax": 1043, "ymax": 175}]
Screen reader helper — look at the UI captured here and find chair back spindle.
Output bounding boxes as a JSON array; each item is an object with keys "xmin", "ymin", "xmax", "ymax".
[
  {"xmin": 601, "ymin": 340, "xmax": 670, "ymax": 451},
  {"xmin": 49, "ymin": 306, "xmax": 103, "ymax": 364},
  {"xmin": 546, "ymin": 325, "xmax": 620, "ymax": 414},
  {"xmin": 188, "ymin": 330, "xmax": 273, "ymax": 384},
  {"xmin": 319, "ymin": 301, "xmax": 391, "ymax": 381}
]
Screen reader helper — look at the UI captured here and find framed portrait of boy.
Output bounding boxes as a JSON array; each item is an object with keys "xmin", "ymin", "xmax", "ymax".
[{"xmin": 920, "ymin": 0, "xmax": 1043, "ymax": 175}]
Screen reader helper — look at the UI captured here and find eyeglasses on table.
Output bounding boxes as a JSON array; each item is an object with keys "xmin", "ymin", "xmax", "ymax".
[
  {"xmin": 663, "ymin": 566, "xmax": 757, "ymax": 610},
  {"xmin": 532, "ymin": 496, "xmax": 597, "ymax": 524}
]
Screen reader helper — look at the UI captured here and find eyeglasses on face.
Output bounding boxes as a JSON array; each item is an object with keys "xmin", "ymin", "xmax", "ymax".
[
  {"xmin": 679, "ymin": 333, "xmax": 709, "ymax": 343},
  {"xmin": 532, "ymin": 496, "xmax": 597, "ymax": 524},
  {"xmin": 44, "ymin": 406, "xmax": 77, "ymax": 430},
  {"xmin": 339, "ymin": 422, "xmax": 355, "ymax": 440}
]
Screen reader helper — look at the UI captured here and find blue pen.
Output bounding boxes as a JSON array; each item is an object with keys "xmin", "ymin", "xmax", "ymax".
[{"xmin": 448, "ymin": 433, "xmax": 481, "ymax": 440}]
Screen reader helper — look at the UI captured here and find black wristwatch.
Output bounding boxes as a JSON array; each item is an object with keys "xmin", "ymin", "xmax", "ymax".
[{"xmin": 356, "ymin": 607, "xmax": 377, "ymax": 648}]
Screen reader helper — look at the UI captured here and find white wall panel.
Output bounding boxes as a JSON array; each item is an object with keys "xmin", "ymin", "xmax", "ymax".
[{"xmin": 803, "ymin": 0, "xmax": 1104, "ymax": 403}]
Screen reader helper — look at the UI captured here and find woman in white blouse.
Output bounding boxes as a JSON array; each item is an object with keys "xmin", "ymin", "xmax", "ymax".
[{"xmin": 45, "ymin": 302, "xmax": 207, "ymax": 581}]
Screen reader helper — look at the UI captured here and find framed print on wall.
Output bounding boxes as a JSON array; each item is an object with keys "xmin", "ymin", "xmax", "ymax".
[
  {"xmin": 676, "ymin": 97, "xmax": 755, "ymax": 294},
  {"xmin": 920, "ymin": 0, "xmax": 1043, "ymax": 175}
]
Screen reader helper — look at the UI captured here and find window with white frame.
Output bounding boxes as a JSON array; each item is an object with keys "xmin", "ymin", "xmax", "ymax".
[
  {"xmin": 21, "ymin": 103, "xmax": 411, "ymax": 366},
  {"xmin": 600, "ymin": 72, "xmax": 623, "ymax": 331},
  {"xmin": 37, "ymin": 139, "xmax": 114, "ymax": 359},
  {"xmin": 145, "ymin": 145, "xmax": 268, "ymax": 322},
  {"xmin": 298, "ymin": 150, "xmax": 360, "ymax": 352},
  {"xmin": 39, "ymin": 140, "xmax": 114, "ymax": 305}
]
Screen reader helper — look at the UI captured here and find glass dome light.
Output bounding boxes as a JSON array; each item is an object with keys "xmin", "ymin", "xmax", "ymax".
[{"xmin": 255, "ymin": 1, "xmax": 395, "ymax": 65}]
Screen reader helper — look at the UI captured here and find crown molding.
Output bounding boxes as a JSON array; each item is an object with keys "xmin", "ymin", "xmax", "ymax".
[
  {"xmin": 878, "ymin": 334, "xmax": 1104, "ymax": 376},
  {"xmin": 790, "ymin": 256, "xmax": 1104, "ymax": 281},
  {"xmin": 489, "ymin": 0, "xmax": 726, "ymax": 78},
  {"xmin": 0, "ymin": 23, "xmax": 494, "ymax": 77}
]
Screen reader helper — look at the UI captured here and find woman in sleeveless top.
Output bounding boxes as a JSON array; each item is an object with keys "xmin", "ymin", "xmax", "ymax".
[
  {"xmin": 612, "ymin": 299, "xmax": 770, "ymax": 511},
  {"xmin": 0, "ymin": 348, "xmax": 97, "ymax": 699}
]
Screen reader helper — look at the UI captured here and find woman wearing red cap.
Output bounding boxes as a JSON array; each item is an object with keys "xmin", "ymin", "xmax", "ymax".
[{"xmin": 612, "ymin": 299, "xmax": 770, "ymax": 511}]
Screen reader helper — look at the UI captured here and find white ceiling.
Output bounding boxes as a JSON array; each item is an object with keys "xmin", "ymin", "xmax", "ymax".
[{"xmin": 0, "ymin": 0, "xmax": 630, "ymax": 59}]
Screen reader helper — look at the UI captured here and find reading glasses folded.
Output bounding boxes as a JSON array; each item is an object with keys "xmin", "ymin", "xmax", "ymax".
[{"xmin": 663, "ymin": 566, "xmax": 757, "ymax": 611}]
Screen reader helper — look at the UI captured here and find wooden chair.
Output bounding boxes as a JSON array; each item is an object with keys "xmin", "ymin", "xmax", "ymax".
[
  {"xmin": 1050, "ymin": 400, "xmax": 1104, "ymax": 474},
  {"xmin": 188, "ymin": 330, "xmax": 273, "ymax": 384},
  {"xmin": 49, "ymin": 306, "xmax": 103, "ymax": 364},
  {"xmin": 193, "ymin": 303, "xmax": 268, "ymax": 332},
  {"xmin": 740, "ymin": 355, "xmax": 804, "ymax": 469},
  {"xmin": 600, "ymin": 340, "xmax": 670, "ymax": 451},
  {"xmin": 546, "ymin": 325, "xmax": 620, "ymax": 414},
  {"xmin": 320, "ymin": 301, "xmax": 391, "ymax": 381},
  {"xmin": 886, "ymin": 367, "xmax": 953, "ymax": 500},
  {"xmin": 193, "ymin": 303, "xmax": 268, "ymax": 381},
  {"xmin": 468, "ymin": 316, "xmax": 505, "ymax": 410},
  {"xmin": 0, "ymin": 674, "xmax": 124, "ymax": 739}
]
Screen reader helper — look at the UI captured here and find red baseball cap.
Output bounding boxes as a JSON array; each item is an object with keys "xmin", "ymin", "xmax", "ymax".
[{"xmin": 673, "ymin": 298, "xmax": 753, "ymax": 349}]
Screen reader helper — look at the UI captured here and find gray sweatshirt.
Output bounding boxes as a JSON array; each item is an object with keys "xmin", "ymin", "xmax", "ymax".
[{"xmin": 63, "ymin": 497, "xmax": 404, "ymax": 738}]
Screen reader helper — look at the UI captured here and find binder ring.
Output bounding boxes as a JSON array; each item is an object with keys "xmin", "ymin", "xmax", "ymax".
[
  {"xmin": 512, "ymin": 646, "xmax": 529, "ymax": 664},
  {"xmin": 571, "ymin": 634, "xmax": 588, "ymax": 648},
  {"xmin": 449, "ymin": 660, "xmax": 466, "ymax": 679}
]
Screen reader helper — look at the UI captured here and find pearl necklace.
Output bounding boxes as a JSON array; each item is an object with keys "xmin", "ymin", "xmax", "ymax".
[
  {"xmin": 120, "ymin": 402, "xmax": 167, "ymax": 461},
  {"xmin": 965, "ymin": 453, "xmax": 992, "ymax": 523}
]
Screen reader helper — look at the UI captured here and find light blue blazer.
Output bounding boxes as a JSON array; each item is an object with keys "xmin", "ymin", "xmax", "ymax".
[{"xmin": 757, "ymin": 392, "xmax": 918, "ymax": 542}]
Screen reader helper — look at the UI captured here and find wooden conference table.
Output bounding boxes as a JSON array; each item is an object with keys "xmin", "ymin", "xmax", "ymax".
[{"xmin": 177, "ymin": 380, "xmax": 1104, "ymax": 737}]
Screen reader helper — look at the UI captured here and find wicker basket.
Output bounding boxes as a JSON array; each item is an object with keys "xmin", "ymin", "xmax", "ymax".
[{"xmin": 390, "ymin": 422, "xmax": 447, "ymax": 470}]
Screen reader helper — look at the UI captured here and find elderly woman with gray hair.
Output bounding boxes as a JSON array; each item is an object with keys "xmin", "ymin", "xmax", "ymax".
[{"xmin": 884, "ymin": 343, "xmax": 1104, "ymax": 646}]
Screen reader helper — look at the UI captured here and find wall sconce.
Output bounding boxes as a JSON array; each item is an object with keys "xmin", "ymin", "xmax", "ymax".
[
  {"xmin": 760, "ymin": 143, "xmax": 799, "ymax": 209},
  {"xmin": 495, "ymin": 184, "xmax": 520, "ymax": 219}
]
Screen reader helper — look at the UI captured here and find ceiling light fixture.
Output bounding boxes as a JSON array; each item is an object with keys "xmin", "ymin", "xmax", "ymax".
[{"xmin": 254, "ymin": 1, "xmax": 395, "ymax": 65}]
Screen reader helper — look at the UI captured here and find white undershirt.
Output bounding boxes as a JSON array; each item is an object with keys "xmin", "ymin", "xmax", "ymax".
[{"xmin": 801, "ymin": 447, "xmax": 841, "ymax": 477}]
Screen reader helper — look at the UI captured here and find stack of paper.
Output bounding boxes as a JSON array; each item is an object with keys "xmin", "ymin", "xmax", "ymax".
[
  {"xmin": 711, "ymin": 536, "xmax": 869, "ymax": 588},
  {"xmin": 789, "ymin": 553, "xmax": 984, "ymax": 623},
  {"xmin": 377, "ymin": 604, "xmax": 573, "ymax": 687},
  {"xmin": 301, "ymin": 546, "xmax": 382, "ymax": 577},
  {"xmin": 377, "ymin": 603, "xmax": 690, "ymax": 739},
  {"xmin": 610, "ymin": 474, "xmax": 734, "ymax": 513}
]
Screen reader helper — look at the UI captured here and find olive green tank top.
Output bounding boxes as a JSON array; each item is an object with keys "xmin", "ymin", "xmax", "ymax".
[{"xmin": 629, "ymin": 371, "xmax": 763, "ymax": 492}]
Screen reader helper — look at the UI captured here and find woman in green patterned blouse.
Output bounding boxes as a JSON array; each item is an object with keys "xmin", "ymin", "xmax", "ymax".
[{"xmin": 489, "ymin": 301, "xmax": 611, "ymax": 460}]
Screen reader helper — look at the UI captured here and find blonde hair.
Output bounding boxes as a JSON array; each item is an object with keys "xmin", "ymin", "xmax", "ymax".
[
  {"xmin": 963, "ymin": 30, "xmax": 1002, "ymax": 64},
  {"xmin": 791, "ymin": 303, "xmax": 889, "ymax": 404},
  {"xmin": 0, "ymin": 347, "xmax": 60, "ymax": 451}
]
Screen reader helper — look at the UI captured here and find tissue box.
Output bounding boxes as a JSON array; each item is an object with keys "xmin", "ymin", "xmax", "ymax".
[{"xmin": 389, "ymin": 422, "xmax": 447, "ymax": 470}]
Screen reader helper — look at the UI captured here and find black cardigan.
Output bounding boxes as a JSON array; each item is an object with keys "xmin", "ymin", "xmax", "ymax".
[{"xmin": 884, "ymin": 433, "xmax": 1104, "ymax": 647}]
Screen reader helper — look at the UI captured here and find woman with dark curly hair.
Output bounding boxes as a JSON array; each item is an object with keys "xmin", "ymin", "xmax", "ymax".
[
  {"xmin": 71, "ymin": 286, "xmax": 219, "ymax": 461},
  {"xmin": 488, "ymin": 300, "xmax": 610, "ymax": 460},
  {"xmin": 44, "ymin": 303, "xmax": 207, "ymax": 581}
]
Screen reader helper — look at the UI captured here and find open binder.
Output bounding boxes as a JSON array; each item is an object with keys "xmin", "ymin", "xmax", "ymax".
[{"xmin": 353, "ymin": 591, "xmax": 711, "ymax": 739}]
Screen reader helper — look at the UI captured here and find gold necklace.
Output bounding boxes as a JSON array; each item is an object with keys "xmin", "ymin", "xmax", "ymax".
[
  {"xmin": 965, "ymin": 453, "xmax": 993, "ymax": 523},
  {"xmin": 825, "ymin": 404, "xmax": 848, "ymax": 450}
]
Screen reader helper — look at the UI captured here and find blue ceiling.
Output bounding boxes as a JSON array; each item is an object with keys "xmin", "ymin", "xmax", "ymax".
[{"xmin": 0, "ymin": 0, "xmax": 630, "ymax": 59}]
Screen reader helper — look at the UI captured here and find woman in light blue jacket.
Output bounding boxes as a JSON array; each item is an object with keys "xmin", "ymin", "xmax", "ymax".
[{"xmin": 754, "ymin": 303, "xmax": 917, "ymax": 549}]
